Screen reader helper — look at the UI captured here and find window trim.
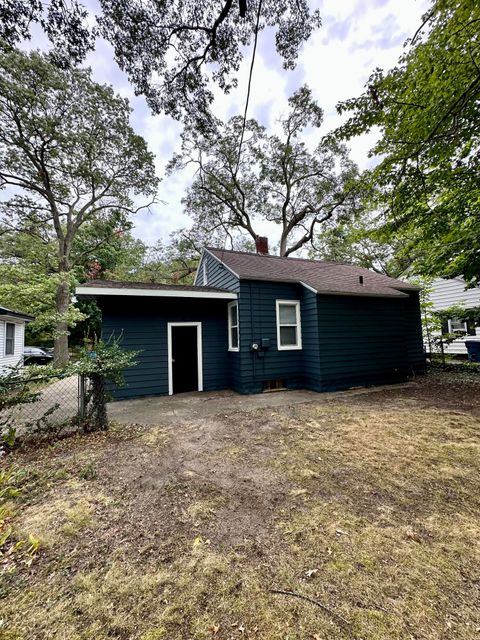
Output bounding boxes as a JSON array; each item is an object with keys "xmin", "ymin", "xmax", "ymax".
[
  {"xmin": 276, "ymin": 300, "xmax": 302, "ymax": 351},
  {"xmin": 228, "ymin": 300, "xmax": 239, "ymax": 352},
  {"xmin": 447, "ymin": 318, "xmax": 468, "ymax": 334},
  {"xmin": 5, "ymin": 322, "xmax": 15, "ymax": 356}
]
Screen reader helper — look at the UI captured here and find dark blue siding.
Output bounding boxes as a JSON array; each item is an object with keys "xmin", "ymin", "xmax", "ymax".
[
  {"xmin": 316, "ymin": 294, "xmax": 411, "ymax": 390},
  {"xmin": 300, "ymin": 288, "xmax": 322, "ymax": 392},
  {"xmin": 404, "ymin": 292, "xmax": 426, "ymax": 372},
  {"xmin": 96, "ymin": 271, "xmax": 425, "ymax": 399},
  {"xmin": 196, "ymin": 251, "xmax": 240, "ymax": 292},
  {"xmin": 232, "ymin": 280, "xmax": 308, "ymax": 393},
  {"xmin": 100, "ymin": 296, "xmax": 230, "ymax": 399}
]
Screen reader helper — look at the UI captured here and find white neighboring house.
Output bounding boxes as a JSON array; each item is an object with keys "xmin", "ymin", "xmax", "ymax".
[
  {"xmin": 428, "ymin": 278, "xmax": 480, "ymax": 355},
  {"xmin": 0, "ymin": 306, "xmax": 34, "ymax": 374}
]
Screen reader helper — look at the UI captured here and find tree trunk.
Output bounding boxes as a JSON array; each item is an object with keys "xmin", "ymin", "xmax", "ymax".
[
  {"xmin": 422, "ymin": 306, "xmax": 433, "ymax": 361},
  {"xmin": 439, "ymin": 337, "xmax": 446, "ymax": 368},
  {"xmin": 54, "ymin": 277, "xmax": 70, "ymax": 366}
]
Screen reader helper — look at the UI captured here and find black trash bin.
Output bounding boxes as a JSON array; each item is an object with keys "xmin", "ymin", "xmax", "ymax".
[{"xmin": 465, "ymin": 340, "xmax": 480, "ymax": 362}]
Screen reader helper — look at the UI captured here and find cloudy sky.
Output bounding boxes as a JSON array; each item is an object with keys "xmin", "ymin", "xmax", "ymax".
[{"xmin": 81, "ymin": 0, "xmax": 428, "ymax": 246}]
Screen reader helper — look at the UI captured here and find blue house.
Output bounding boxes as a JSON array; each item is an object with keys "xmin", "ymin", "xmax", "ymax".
[{"xmin": 76, "ymin": 243, "xmax": 425, "ymax": 399}]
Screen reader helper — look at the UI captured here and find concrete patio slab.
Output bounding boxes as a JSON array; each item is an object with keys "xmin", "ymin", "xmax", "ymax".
[{"xmin": 107, "ymin": 383, "xmax": 415, "ymax": 426}]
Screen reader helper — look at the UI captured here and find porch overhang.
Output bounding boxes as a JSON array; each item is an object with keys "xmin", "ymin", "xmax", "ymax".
[{"xmin": 76, "ymin": 284, "xmax": 237, "ymax": 300}]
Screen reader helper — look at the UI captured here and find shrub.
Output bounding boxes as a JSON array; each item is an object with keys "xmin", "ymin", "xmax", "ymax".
[{"xmin": 70, "ymin": 337, "xmax": 139, "ymax": 432}]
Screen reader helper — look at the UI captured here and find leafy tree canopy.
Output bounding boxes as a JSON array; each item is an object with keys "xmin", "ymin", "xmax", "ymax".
[
  {"xmin": 0, "ymin": 0, "xmax": 95, "ymax": 66},
  {"xmin": 166, "ymin": 227, "xmax": 255, "ymax": 279},
  {"xmin": 335, "ymin": 0, "xmax": 480, "ymax": 285},
  {"xmin": 0, "ymin": 0, "xmax": 321, "ymax": 126},
  {"xmin": 0, "ymin": 46, "xmax": 158, "ymax": 363},
  {"xmin": 73, "ymin": 223, "xmax": 148, "ymax": 281},
  {"xmin": 132, "ymin": 239, "xmax": 198, "ymax": 284},
  {"xmin": 0, "ymin": 222, "xmax": 158, "ymax": 344},
  {"xmin": 311, "ymin": 213, "xmax": 419, "ymax": 279},
  {"xmin": 0, "ymin": 262, "xmax": 84, "ymax": 346},
  {"xmin": 170, "ymin": 86, "xmax": 364, "ymax": 257}
]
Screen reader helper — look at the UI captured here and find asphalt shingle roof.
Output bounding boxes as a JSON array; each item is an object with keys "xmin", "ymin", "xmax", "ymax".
[{"xmin": 206, "ymin": 248, "xmax": 420, "ymax": 299}]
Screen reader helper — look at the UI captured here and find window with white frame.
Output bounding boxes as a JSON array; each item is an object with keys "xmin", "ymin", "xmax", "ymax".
[
  {"xmin": 203, "ymin": 260, "xmax": 208, "ymax": 285},
  {"xmin": 5, "ymin": 322, "xmax": 15, "ymax": 356},
  {"xmin": 448, "ymin": 318, "xmax": 467, "ymax": 334},
  {"xmin": 276, "ymin": 300, "xmax": 302, "ymax": 350},
  {"xmin": 447, "ymin": 317, "xmax": 476, "ymax": 336},
  {"xmin": 228, "ymin": 301, "xmax": 239, "ymax": 351}
]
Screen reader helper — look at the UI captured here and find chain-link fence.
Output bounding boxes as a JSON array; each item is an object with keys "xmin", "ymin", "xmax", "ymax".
[
  {"xmin": 78, "ymin": 373, "xmax": 109, "ymax": 431},
  {"xmin": 0, "ymin": 373, "xmax": 82, "ymax": 440},
  {"xmin": 0, "ymin": 371, "xmax": 114, "ymax": 445},
  {"xmin": 1, "ymin": 338, "xmax": 135, "ymax": 448}
]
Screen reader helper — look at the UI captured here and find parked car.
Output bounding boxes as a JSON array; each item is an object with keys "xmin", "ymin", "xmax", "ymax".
[{"xmin": 23, "ymin": 346, "xmax": 54, "ymax": 365}]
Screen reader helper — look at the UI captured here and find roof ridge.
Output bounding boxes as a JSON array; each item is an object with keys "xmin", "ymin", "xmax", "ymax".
[{"xmin": 206, "ymin": 246, "xmax": 356, "ymax": 268}]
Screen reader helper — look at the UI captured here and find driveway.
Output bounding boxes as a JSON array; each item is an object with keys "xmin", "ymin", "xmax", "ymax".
[
  {"xmin": 4, "ymin": 375, "xmax": 79, "ymax": 432},
  {"xmin": 107, "ymin": 384, "xmax": 414, "ymax": 425}
]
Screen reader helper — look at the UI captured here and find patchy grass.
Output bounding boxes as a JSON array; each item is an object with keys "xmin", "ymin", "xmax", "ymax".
[
  {"xmin": 1, "ymin": 372, "xmax": 480, "ymax": 639},
  {"xmin": 427, "ymin": 359, "xmax": 480, "ymax": 386}
]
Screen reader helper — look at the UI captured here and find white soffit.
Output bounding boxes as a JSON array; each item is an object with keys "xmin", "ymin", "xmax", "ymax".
[{"xmin": 75, "ymin": 286, "xmax": 237, "ymax": 300}]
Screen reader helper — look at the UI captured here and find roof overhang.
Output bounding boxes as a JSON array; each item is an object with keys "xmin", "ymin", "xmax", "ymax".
[
  {"xmin": 235, "ymin": 278, "xmax": 409, "ymax": 299},
  {"xmin": 317, "ymin": 289, "xmax": 408, "ymax": 299},
  {"xmin": 75, "ymin": 286, "xmax": 237, "ymax": 300},
  {"xmin": 299, "ymin": 282, "xmax": 409, "ymax": 298},
  {"xmin": 0, "ymin": 308, "xmax": 35, "ymax": 322}
]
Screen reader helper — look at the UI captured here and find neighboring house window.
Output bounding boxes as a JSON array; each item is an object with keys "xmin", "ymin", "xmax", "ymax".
[
  {"xmin": 228, "ymin": 301, "xmax": 239, "ymax": 351},
  {"xmin": 5, "ymin": 322, "xmax": 15, "ymax": 356},
  {"xmin": 203, "ymin": 261, "xmax": 208, "ymax": 285},
  {"xmin": 448, "ymin": 318, "xmax": 467, "ymax": 333},
  {"xmin": 276, "ymin": 300, "xmax": 302, "ymax": 350},
  {"xmin": 447, "ymin": 317, "xmax": 476, "ymax": 336}
]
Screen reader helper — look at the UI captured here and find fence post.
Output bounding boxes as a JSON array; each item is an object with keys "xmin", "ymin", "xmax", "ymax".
[{"xmin": 78, "ymin": 374, "xmax": 86, "ymax": 422}]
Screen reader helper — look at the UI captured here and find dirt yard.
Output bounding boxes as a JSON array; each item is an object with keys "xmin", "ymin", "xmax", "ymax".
[{"xmin": 1, "ymin": 368, "xmax": 480, "ymax": 640}]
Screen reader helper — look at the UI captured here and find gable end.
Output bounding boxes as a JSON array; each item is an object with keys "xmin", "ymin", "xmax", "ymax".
[{"xmin": 195, "ymin": 249, "xmax": 240, "ymax": 292}]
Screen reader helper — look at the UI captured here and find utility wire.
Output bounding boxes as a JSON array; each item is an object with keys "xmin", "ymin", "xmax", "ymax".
[{"xmin": 234, "ymin": 0, "xmax": 263, "ymax": 176}]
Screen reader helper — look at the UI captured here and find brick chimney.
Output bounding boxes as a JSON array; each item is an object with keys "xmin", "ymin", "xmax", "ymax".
[{"xmin": 255, "ymin": 236, "xmax": 269, "ymax": 255}]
